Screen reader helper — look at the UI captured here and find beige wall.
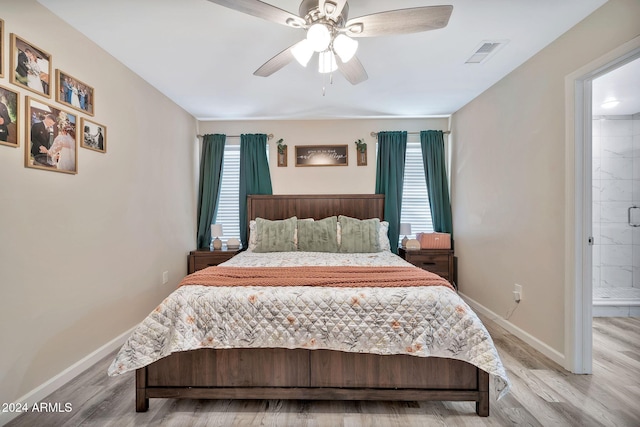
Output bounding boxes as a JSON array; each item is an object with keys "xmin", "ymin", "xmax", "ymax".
[
  {"xmin": 0, "ymin": 1, "xmax": 197, "ymax": 404},
  {"xmin": 450, "ymin": 0, "xmax": 640, "ymax": 354},
  {"xmin": 198, "ymin": 118, "xmax": 449, "ymax": 194}
]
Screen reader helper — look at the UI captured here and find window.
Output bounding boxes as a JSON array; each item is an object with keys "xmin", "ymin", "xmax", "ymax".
[
  {"xmin": 400, "ymin": 142, "xmax": 434, "ymax": 237},
  {"xmin": 214, "ymin": 144, "xmax": 241, "ymax": 239},
  {"xmin": 213, "ymin": 142, "xmax": 269, "ymax": 239}
]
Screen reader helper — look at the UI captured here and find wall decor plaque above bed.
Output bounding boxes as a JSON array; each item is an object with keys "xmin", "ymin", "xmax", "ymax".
[{"xmin": 295, "ymin": 145, "xmax": 348, "ymax": 167}]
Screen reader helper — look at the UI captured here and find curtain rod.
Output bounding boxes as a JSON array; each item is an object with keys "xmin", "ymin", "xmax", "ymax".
[
  {"xmin": 197, "ymin": 133, "xmax": 274, "ymax": 140},
  {"xmin": 369, "ymin": 131, "xmax": 450, "ymax": 138}
]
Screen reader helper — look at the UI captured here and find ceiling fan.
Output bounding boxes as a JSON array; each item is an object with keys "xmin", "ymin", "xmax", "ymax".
[{"xmin": 207, "ymin": 0, "xmax": 453, "ymax": 85}]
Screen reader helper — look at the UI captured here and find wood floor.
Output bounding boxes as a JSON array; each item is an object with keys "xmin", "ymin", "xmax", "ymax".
[{"xmin": 7, "ymin": 316, "xmax": 640, "ymax": 427}]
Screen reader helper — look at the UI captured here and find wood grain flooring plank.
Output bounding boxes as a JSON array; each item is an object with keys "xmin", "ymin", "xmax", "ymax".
[{"xmin": 6, "ymin": 315, "xmax": 639, "ymax": 427}]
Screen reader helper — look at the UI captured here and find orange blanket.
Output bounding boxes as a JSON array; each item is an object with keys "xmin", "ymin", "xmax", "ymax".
[{"xmin": 179, "ymin": 266, "xmax": 454, "ymax": 291}]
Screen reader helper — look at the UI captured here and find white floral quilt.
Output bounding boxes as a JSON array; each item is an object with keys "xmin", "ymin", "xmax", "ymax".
[{"xmin": 108, "ymin": 251, "xmax": 510, "ymax": 398}]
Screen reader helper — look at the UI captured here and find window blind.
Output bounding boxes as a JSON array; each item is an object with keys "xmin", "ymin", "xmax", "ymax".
[
  {"xmin": 213, "ymin": 142, "xmax": 269, "ymax": 239},
  {"xmin": 400, "ymin": 142, "xmax": 434, "ymax": 236},
  {"xmin": 214, "ymin": 144, "xmax": 241, "ymax": 239}
]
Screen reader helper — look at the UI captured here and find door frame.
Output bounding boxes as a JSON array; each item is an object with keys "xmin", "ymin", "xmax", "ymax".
[{"xmin": 564, "ymin": 36, "xmax": 640, "ymax": 374}]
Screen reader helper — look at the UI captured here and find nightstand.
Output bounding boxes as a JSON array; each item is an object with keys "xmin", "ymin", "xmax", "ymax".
[
  {"xmin": 188, "ymin": 248, "xmax": 240, "ymax": 273},
  {"xmin": 398, "ymin": 248, "xmax": 456, "ymax": 289}
]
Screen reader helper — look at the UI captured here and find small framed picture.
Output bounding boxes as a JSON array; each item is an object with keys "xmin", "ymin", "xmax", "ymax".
[
  {"xmin": 80, "ymin": 117, "xmax": 106, "ymax": 153},
  {"xmin": 25, "ymin": 96, "xmax": 78, "ymax": 174},
  {"xmin": 10, "ymin": 34, "xmax": 52, "ymax": 98},
  {"xmin": 56, "ymin": 69, "xmax": 95, "ymax": 116},
  {"xmin": 0, "ymin": 19, "xmax": 5, "ymax": 78},
  {"xmin": 0, "ymin": 84, "xmax": 20, "ymax": 147}
]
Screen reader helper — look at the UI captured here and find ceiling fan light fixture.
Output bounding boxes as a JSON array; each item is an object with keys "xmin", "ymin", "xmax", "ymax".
[
  {"xmin": 333, "ymin": 34, "xmax": 358, "ymax": 63},
  {"xmin": 307, "ymin": 23, "xmax": 331, "ymax": 52},
  {"xmin": 318, "ymin": 50, "xmax": 337, "ymax": 73},
  {"xmin": 292, "ymin": 39, "xmax": 314, "ymax": 66}
]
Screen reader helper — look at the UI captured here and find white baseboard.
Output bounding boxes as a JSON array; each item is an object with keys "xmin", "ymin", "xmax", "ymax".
[
  {"xmin": 0, "ymin": 326, "xmax": 134, "ymax": 427},
  {"xmin": 460, "ymin": 292, "xmax": 566, "ymax": 367}
]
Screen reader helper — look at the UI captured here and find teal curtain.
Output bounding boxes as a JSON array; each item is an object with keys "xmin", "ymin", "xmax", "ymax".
[
  {"xmin": 420, "ymin": 130, "xmax": 453, "ymax": 234},
  {"xmin": 375, "ymin": 131, "xmax": 407, "ymax": 253},
  {"xmin": 239, "ymin": 134, "xmax": 273, "ymax": 248},
  {"xmin": 196, "ymin": 134, "xmax": 226, "ymax": 249}
]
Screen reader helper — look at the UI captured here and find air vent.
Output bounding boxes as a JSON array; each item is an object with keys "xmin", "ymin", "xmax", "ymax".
[{"xmin": 465, "ymin": 40, "xmax": 508, "ymax": 64}]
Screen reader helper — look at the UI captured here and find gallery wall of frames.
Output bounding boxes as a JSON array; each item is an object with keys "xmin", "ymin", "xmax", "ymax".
[{"xmin": 0, "ymin": 18, "xmax": 107, "ymax": 175}]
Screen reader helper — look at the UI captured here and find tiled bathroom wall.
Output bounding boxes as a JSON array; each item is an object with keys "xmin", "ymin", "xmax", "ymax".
[{"xmin": 592, "ymin": 114, "xmax": 640, "ymax": 315}]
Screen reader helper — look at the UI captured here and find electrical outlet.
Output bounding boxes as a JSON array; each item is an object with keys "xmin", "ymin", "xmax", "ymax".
[
  {"xmin": 513, "ymin": 284, "xmax": 523, "ymax": 302},
  {"xmin": 162, "ymin": 271, "xmax": 169, "ymax": 285}
]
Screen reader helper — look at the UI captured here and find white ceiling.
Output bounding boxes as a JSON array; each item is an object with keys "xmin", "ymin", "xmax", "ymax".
[
  {"xmin": 37, "ymin": 0, "xmax": 608, "ymax": 120},
  {"xmin": 592, "ymin": 57, "xmax": 640, "ymax": 116}
]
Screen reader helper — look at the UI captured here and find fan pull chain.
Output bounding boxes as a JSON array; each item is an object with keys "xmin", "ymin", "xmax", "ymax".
[
  {"xmin": 322, "ymin": 71, "xmax": 327, "ymax": 96},
  {"xmin": 321, "ymin": 72, "xmax": 334, "ymax": 97}
]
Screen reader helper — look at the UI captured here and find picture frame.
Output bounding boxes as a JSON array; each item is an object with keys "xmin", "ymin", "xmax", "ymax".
[
  {"xmin": 277, "ymin": 144, "xmax": 287, "ymax": 167},
  {"xmin": 80, "ymin": 117, "xmax": 106, "ymax": 153},
  {"xmin": 356, "ymin": 148, "xmax": 367, "ymax": 166},
  {"xmin": 0, "ymin": 19, "xmax": 4, "ymax": 78},
  {"xmin": 10, "ymin": 34, "xmax": 52, "ymax": 98},
  {"xmin": 56, "ymin": 69, "xmax": 95, "ymax": 116},
  {"xmin": 295, "ymin": 145, "xmax": 348, "ymax": 167},
  {"xmin": 0, "ymin": 84, "xmax": 19, "ymax": 147},
  {"xmin": 25, "ymin": 96, "xmax": 78, "ymax": 174}
]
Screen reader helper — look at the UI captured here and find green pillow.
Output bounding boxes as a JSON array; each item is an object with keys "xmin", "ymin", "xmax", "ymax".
[
  {"xmin": 297, "ymin": 216, "xmax": 338, "ymax": 252},
  {"xmin": 338, "ymin": 215, "xmax": 381, "ymax": 253},
  {"xmin": 253, "ymin": 216, "xmax": 297, "ymax": 252}
]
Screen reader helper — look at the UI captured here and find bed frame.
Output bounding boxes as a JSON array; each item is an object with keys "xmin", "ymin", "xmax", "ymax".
[{"xmin": 135, "ymin": 194, "xmax": 490, "ymax": 416}]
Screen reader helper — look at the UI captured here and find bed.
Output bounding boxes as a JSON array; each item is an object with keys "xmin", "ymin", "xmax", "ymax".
[{"xmin": 109, "ymin": 194, "xmax": 509, "ymax": 417}]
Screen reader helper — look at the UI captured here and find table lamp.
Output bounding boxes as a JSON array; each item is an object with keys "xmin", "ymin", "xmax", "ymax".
[
  {"xmin": 399, "ymin": 223, "xmax": 411, "ymax": 248},
  {"xmin": 210, "ymin": 224, "xmax": 223, "ymax": 250}
]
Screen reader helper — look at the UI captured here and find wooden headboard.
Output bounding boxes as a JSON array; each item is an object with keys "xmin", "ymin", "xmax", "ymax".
[{"xmin": 247, "ymin": 194, "xmax": 385, "ymax": 227}]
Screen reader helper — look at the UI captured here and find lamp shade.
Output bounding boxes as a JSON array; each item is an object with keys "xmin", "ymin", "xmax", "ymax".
[
  {"xmin": 318, "ymin": 50, "xmax": 337, "ymax": 73},
  {"xmin": 333, "ymin": 34, "xmax": 358, "ymax": 63},
  {"xmin": 292, "ymin": 39, "xmax": 313, "ymax": 67},
  {"xmin": 210, "ymin": 224, "xmax": 223, "ymax": 238},
  {"xmin": 307, "ymin": 23, "xmax": 331, "ymax": 52},
  {"xmin": 399, "ymin": 223, "xmax": 411, "ymax": 235}
]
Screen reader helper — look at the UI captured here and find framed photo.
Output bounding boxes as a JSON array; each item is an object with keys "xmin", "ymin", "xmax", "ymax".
[
  {"xmin": 0, "ymin": 19, "xmax": 4, "ymax": 78},
  {"xmin": 56, "ymin": 70, "xmax": 94, "ymax": 116},
  {"xmin": 0, "ymin": 84, "xmax": 19, "ymax": 147},
  {"xmin": 295, "ymin": 145, "xmax": 348, "ymax": 167},
  {"xmin": 80, "ymin": 117, "xmax": 106, "ymax": 153},
  {"xmin": 10, "ymin": 34, "xmax": 52, "ymax": 98},
  {"xmin": 25, "ymin": 96, "xmax": 77, "ymax": 174}
]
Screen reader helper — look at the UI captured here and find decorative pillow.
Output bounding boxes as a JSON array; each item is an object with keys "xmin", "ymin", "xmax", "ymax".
[
  {"xmin": 297, "ymin": 216, "xmax": 338, "ymax": 252},
  {"xmin": 337, "ymin": 219, "xmax": 389, "ymax": 251},
  {"xmin": 338, "ymin": 215, "xmax": 381, "ymax": 253},
  {"xmin": 249, "ymin": 218, "xmax": 312, "ymax": 251},
  {"xmin": 253, "ymin": 216, "xmax": 297, "ymax": 252}
]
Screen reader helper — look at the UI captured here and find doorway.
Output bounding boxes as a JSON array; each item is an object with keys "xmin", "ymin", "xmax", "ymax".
[
  {"xmin": 565, "ymin": 37, "xmax": 640, "ymax": 375},
  {"xmin": 591, "ymin": 58, "xmax": 640, "ymax": 317}
]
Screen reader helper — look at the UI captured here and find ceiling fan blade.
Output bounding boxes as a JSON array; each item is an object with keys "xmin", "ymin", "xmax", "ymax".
[
  {"xmin": 207, "ymin": 0, "xmax": 305, "ymax": 28},
  {"xmin": 253, "ymin": 41, "xmax": 305, "ymax": 77},
  {"xmin": 345, "ymin": 5, "xmax": 453, "ymax": 37},
  {"xmin": 336, "ymin": 56, "xmax": 368, "ymax": 85},
  {"xmin": 318, "ymin": 0, "xmax": 348, "ymax": 20}
]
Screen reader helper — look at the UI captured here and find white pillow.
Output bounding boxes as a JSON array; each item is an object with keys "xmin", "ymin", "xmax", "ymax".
[
  {"xmin": 248, "ymin": 220, "xmax": 258, "ymax": 251},
  {"xmin": 379, "ymin": 221, "xmax": 391, "ymax": 251}
]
